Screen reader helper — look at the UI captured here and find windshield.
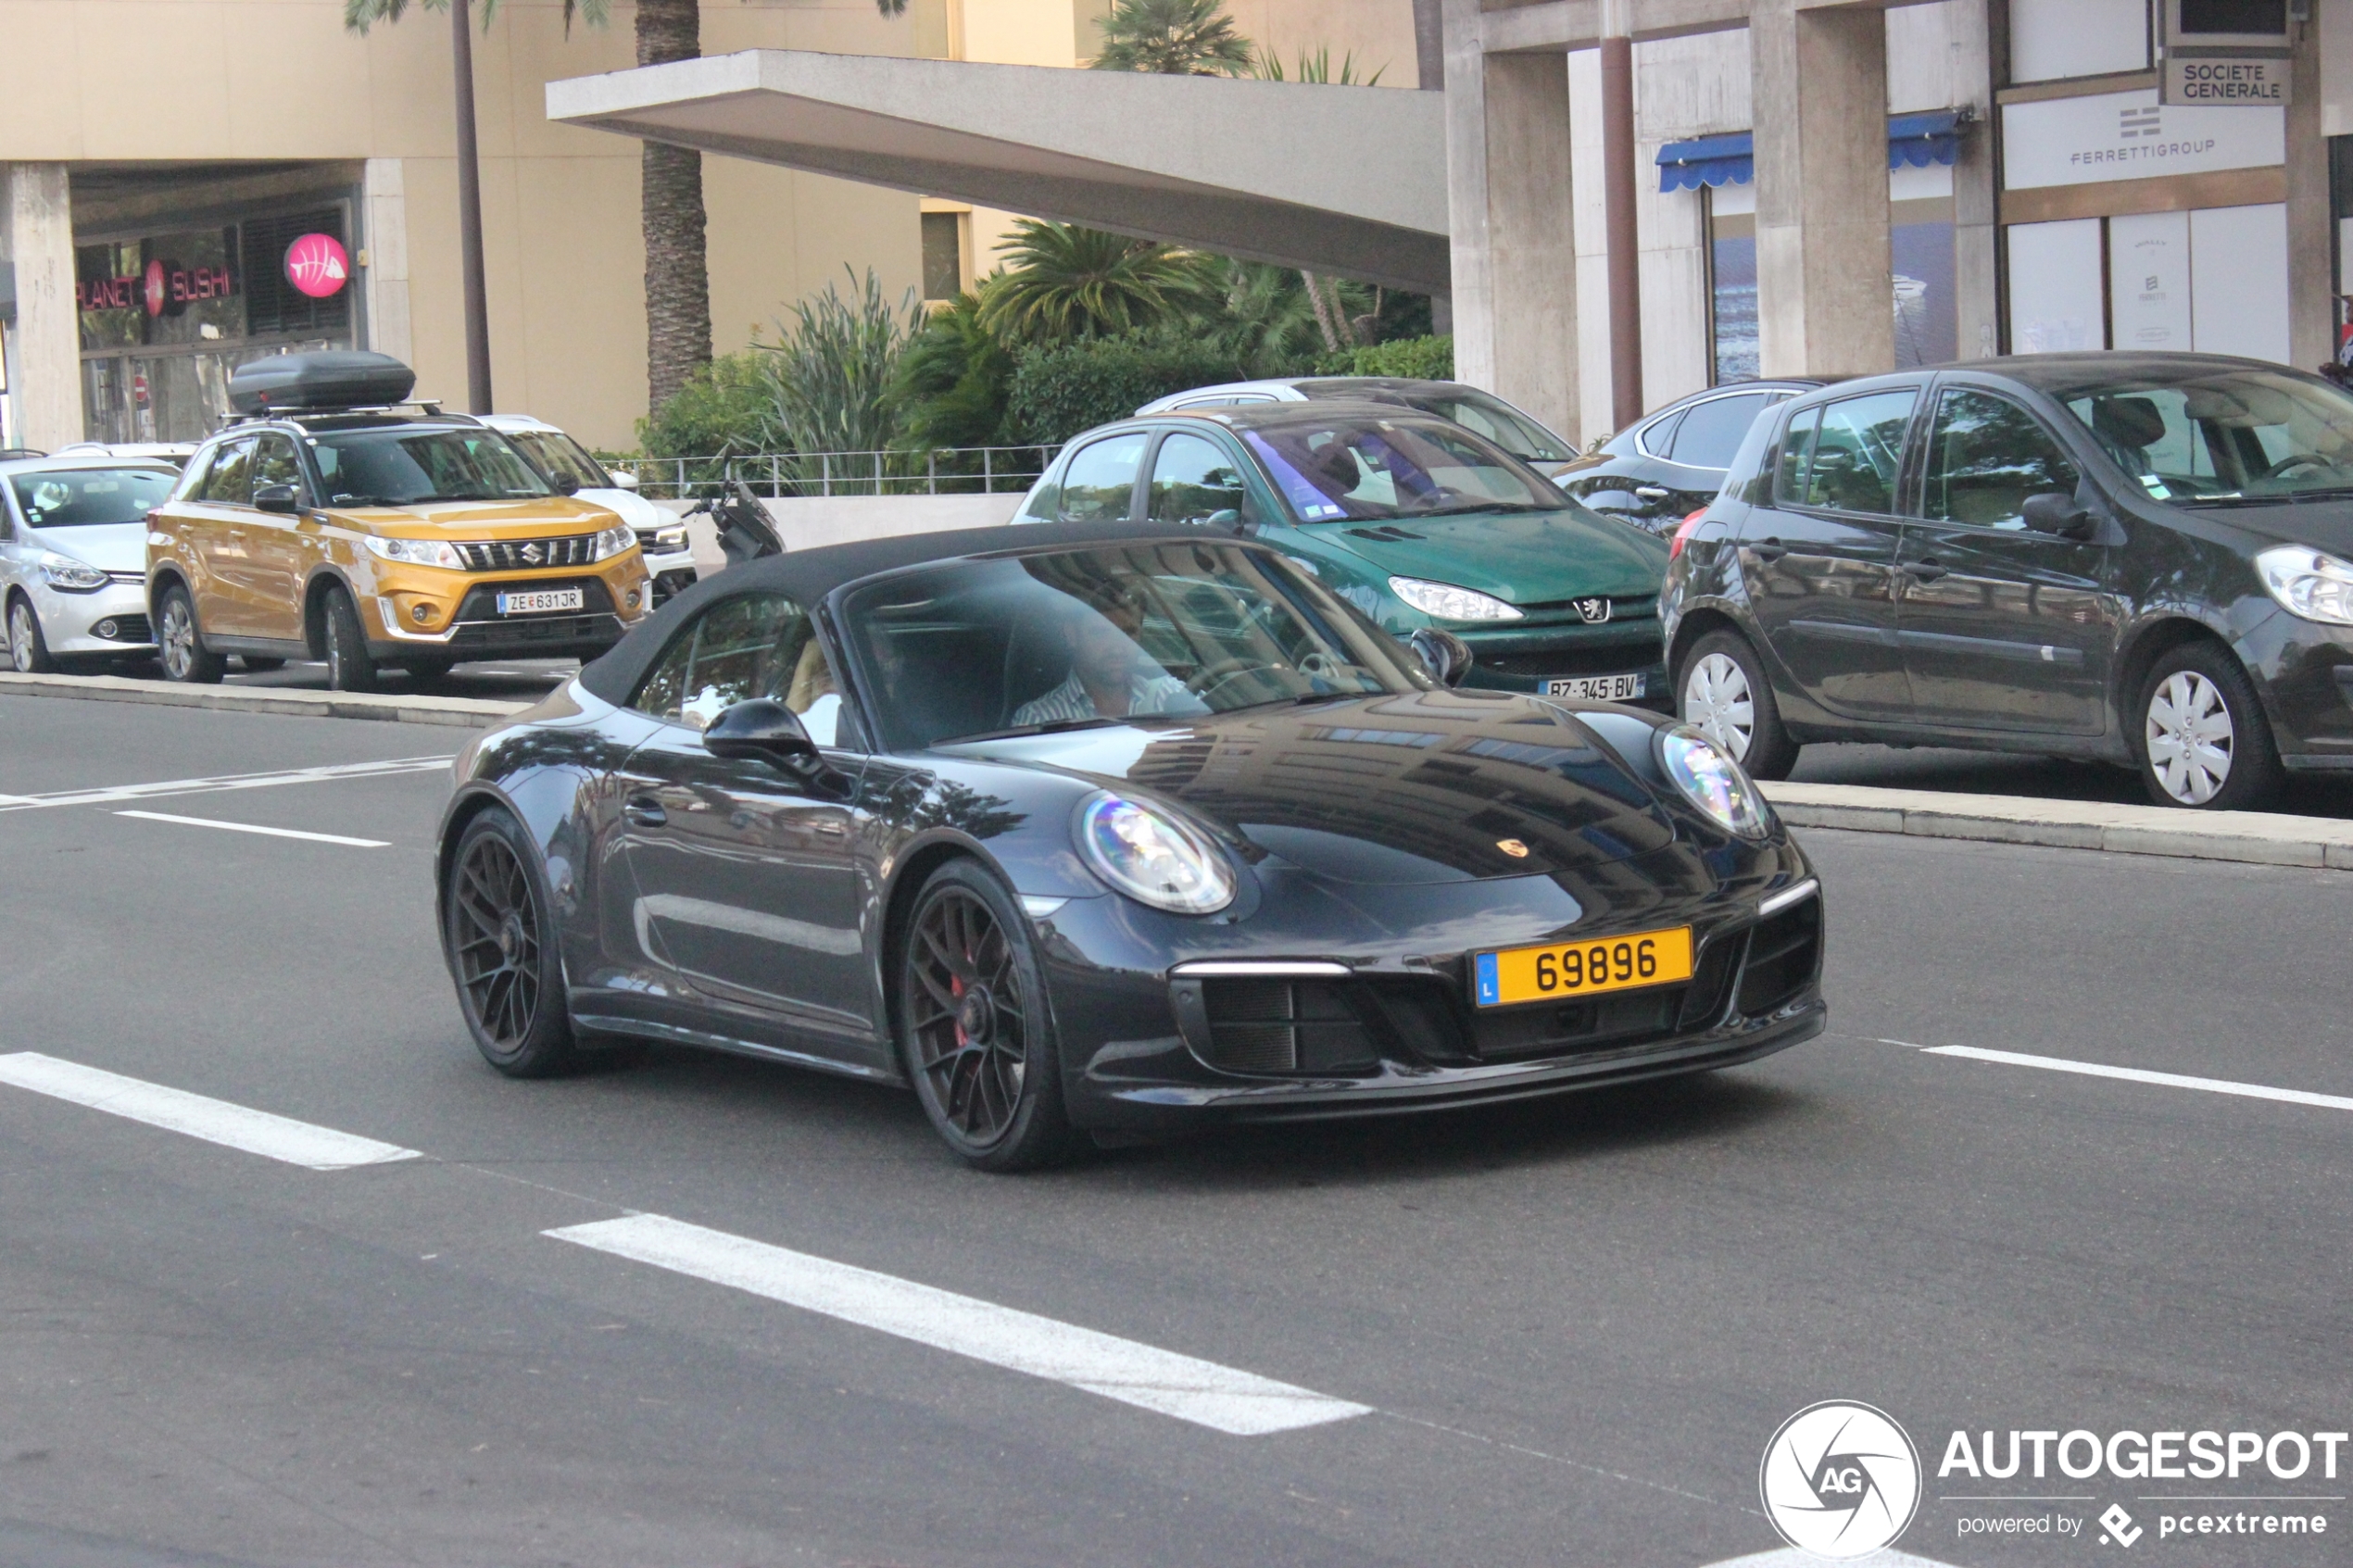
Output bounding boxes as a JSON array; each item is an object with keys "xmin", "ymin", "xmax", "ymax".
[
  {"xmin": 9, "ymin": 467, "xmax": 179, "ymax": 528},
  {"xmin": 1241, "ymin": 416, "xmax": 1564, "ymax": 522},
  {"xmin": 841, "ymin": 541, "xmax": 1424, "ymax": 751},
  {"xmin": 1407, "ymin": 389, "xmax": 1576, "ymax": 462},
  {"xmin": 503, "ymin": 429, "xmax": 610, "ymax": 491},
  {"xmin": 2052, "ymin": 368, "xmax": 2353, "ymax": 504},
  {"xmin": 307, "ymin": 427, "xmax": 553, "ymax": 507}
]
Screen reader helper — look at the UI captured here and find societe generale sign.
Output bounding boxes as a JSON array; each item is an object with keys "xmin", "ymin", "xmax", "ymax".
[{"xmin": 2163, "ymin": 54, "xmax": 2291, "ymax": 107}]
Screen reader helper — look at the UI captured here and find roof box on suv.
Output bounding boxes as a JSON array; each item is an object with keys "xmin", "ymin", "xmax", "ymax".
[{"xmin": 228, "ymin": 351, "xmax": 417, "ymax": 416}]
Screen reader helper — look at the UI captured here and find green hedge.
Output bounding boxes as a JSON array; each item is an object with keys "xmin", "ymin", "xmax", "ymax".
[
  {"xmin": 1006, "ymin": 334, "xmax": 1253, "ymax": 446},
  {"xmin": 1314, "ymin": 333, "xmax": 1453, "ymax": 381}
]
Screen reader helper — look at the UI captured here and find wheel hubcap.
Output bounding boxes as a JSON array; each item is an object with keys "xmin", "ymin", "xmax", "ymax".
[
  {"xmin": 906, "ymin": 888, "xmax": 1026, "ymax": 1145},
  {"xmin": 1684, "ymin": 652, "xmax": 1755, "ymax": 760},
  {"xmin": 2145, "ymin": 671, "xmax": 2234, "ymax": 805},
  {"xmin": 450, "ymin": 834, "xmax": 540, "ymax": 1049}
]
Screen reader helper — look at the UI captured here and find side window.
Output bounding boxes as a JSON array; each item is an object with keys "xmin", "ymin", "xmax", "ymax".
[
  {"xmin": 1923, "ymin": 389, "xmax": 2082, "ymax": 532},
  {"xmin": 174, "ymin": 446, "xmax": 218, "ymax": 502},
  {"xmin": 631, "ymin": 592, "xmax": 845, "ymax": 746},
  {"xmin": 1772, "ymin": 407, "xmax": 1820, "ymax": 506},
  {"xmin": 1148, "ymin": 433, "xmax": 1250, "ymax": 524},
  {"xmin": 1056, "ymin": 433, "xmax": 1150, "ymax": 522},
  {"xmin": 200, "ymin": 438, "xmax": 256, "ymax": 505},
  {"xmin": 1800, "ymin": 390, "xmax": 1919, "ymax": 516},
  {"xmin": 1667, "ymin": 393, "xmax": 1772, "ymax": 469},
  {"xmin": 251, "ymin": 434, "xmax": 304, "ymax": 500},
  {"xmin": 1636, "ymin": 409, "xmax": 1686, "ymax": 458}
]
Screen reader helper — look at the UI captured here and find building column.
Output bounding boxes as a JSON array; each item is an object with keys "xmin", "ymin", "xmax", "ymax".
[
  {"xmin": 2286, "ymin": 6, "xmax": 2332, "ymax": 370},
  {"xmin": 1950, "ymin": 0, "xmax": 2001, "ymax": 361},
  {"xmin": 1750, "ymin": 0, "xmax": 1894, "ymax": 377},
  {"xmin": 361, "ymin": 159, "xmax": 414, "ymax": 366},
  {"xmin": 1599, "ymin": 0, "xmax": 1642, "ymax": 426},
  {"xmin": 1442, "ymin": 0, "xmax": 1579, "ymax": 438},
  {"xmin": 4, "ymin": 163, "xmax": 81, "ymax": 451}
]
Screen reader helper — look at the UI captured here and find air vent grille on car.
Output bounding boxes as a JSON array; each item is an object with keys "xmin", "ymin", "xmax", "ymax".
[
  {"xmin": 1735, "ymin": 897, "xmax": 1822, "ymax": 1017},
  {"xmin": 453, "ymin": 534, "xmax": 600, "ymax": 571},
  {"xmin": 1199, "ymin": 979, "xmax": 1380, "ymax": 1075}
]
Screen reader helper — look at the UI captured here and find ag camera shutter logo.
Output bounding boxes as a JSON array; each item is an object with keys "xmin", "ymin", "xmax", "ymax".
[{"xmin": 1760, "ymin": 1400, "xmax": 1922, "ymax": 1559}]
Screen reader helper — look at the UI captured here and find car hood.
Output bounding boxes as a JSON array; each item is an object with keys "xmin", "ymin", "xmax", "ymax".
[
  {"xmin": 326, "ymin": 495, "xmax": 623, "ymax": 536},
  {"xmin": 939, "ymin": 688, "xmax": 1678, "ymax": 884},
  {"xmin": 28, "ymin": 521, "xmax": 145, "ymax": 572},
  {"xmin": 578, "ymin": 486, "xmax": 665, "ymax": 530},
  {"xmin": 2186, "ymin": 495, "xmax": 2353, "ymax": 556},
  {"xmin": 1310, "ymin": 507, "xmax": 1668, "ymax": 604}
]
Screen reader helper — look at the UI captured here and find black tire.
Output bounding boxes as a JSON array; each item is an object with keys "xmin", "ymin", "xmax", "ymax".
[
  {"xmin": 7, "ymin": 594, "xmax": 57, "ymax": 674},
  {"xmin": 155, "ymin": 583, "xmax": 226, "ymax": 684},
  {"xmin": 239, "ymin": 655, "xmax": 286, "ymax": 672},
  {"xmin": 1676, "ymin": 628, "xmax": 1799, "ymax": 781},
  {"xmin": 321, "ymin": 588, "xmax": 381, "ymax": 693},
  {"xmin": 897, "ymin": 859, "xmax": 1078, "ymax": 1173},
  {"xmin": 2134, "ymin": 641, "xmax": 2283, "ymax": 811},
  {"xmin": 403, "ymin": 657, "xmax": 456, "ymax": 683},
  {"xmin": 443, "ymin": 808, "xmax": 579, "ymax": 1077}
]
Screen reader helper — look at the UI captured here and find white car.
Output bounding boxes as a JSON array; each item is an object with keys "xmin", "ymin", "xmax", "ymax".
[
  {"xmin": 0, "ymin": 454, "xmax": 180, "ymax": 672},
  {"xmin": 482, "ymin": 414, "xmax": 698, "ymax": 605},
  {"xmin": 1134, "ymin": 375, "xmax": 1582, "ymax": 477},
  {"xmin": 51, "ymin": 440, "xmax": 201, "ymax": 470}
]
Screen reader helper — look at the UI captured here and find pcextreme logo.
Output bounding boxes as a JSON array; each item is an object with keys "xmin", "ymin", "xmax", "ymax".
[{"xmin": 1760, "ymin": 1400, "xmax": 1923, "ymax": 1560}]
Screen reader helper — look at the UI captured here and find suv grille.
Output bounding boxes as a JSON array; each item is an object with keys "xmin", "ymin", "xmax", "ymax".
[{"xmin": 453, "ymin": 534, "xmax": 602, "ymax": 571}]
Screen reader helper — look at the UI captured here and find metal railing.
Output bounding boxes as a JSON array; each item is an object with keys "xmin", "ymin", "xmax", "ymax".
[{"xmin": 621, "ymin": 445, "xmax": 1056, "ymax": 500}]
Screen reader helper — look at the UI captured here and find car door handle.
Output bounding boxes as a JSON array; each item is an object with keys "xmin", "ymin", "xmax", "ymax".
[
  {"xmin": 1899, "ymin": 558, "xmax": 1949, "ymax": 582},
  {"xmin": 623, "ymin": 795, "xmax": 668, "ymax": 828},
  {"xmin": 1748, "ymin": 537, "xmax": 1788, "ymax": 562},
  {"xmin": 1634, "ymin": 485, "xmax": 1672, "ymax": 500}
]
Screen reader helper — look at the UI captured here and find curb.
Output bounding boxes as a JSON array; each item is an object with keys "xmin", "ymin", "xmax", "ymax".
[
  {"xmin": 0, "ymin": 671, "xmax": 527, "ymax": 728},
  {"xmin": 1763, "ymin": 780, "xmax": 2353, "ymax": 872}
]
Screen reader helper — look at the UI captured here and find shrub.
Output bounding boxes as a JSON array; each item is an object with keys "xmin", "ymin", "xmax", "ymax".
[
  {"xmin": 634, "ymin": 352, "xmax": 771, "ymax": 495},
  {"xmin": 1315, "ymin": 333, "xmax": 1454, "ymax": 381},
  {"xmin": 1005, "ymin": 332, "xmax": 1252, "ymax": 445}
]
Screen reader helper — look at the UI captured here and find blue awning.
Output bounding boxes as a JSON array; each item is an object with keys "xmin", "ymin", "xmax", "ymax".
[{"xmin": 1656, "ymin": 109, "xmax": 1968, "ymax": 192}]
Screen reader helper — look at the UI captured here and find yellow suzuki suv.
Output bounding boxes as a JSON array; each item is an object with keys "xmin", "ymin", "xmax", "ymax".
[{"xmin": 147, "ymin": 353, "xmax": 652, "ymax": 690}]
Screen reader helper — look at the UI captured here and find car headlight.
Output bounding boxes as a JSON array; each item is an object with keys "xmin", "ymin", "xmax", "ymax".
[
  {"xmin": 37, "ymin": 554, "xmax": 109, "ymax": 592},
  {"xmin": 2257, "ymin": 545, "xmax": 2353, "ymax": 625},
  {"xmin": 1388, "ymin": 576, "xmax": 1524, "ymax": 621},
  {"xmin": 590, "ymin": 522, "xmax": 638, "ymax": 561},
  {"xmin": 1076, "ymin": 792, "xmax": 1236, "ymax": 915},
  {"xmin": 1656, "ymin": 724, "xmax": 1772, "ymax": 839},
  {"xmin": 364, "ymin": 535, "xmax": 466, "ymax": 571},
  {"xmin": 649, "ymin": 526, "xmax": 687, "ymax": 549}
]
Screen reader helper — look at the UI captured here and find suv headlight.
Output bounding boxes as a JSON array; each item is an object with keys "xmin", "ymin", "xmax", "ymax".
[
  {"xmin": 37, "ymin": 554, "xmax": 109, "ymax": 592},
  {"xmin": 648, "ymin": 526, "xmax": 687, "ymax": 550},
  {"xmin": 589, "ymin": 522, "xmax": 637, "ymax": 561},
  {"xmin": 1655, "ymin": 724, "xmax": 1772, "ymax": 839},
  {"xmin": 364, "ymin": 535, "xmax": 465, "ymax": 571},
  {"xmin": 2257, "ymin": 545, "xmax": 2353, "ymax": 625},
  {"xmin": 1389, "ymin": 576, "xmax": 1524, "ymax": 621},
  {"xmin": 1076, "ymin": 792, "xmax": 1236, "ymax": 915}
]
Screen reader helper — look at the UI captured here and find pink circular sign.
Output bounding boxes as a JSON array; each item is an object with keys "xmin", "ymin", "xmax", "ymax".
[{"xmin": 283, "ymin": 232, "xmax": 349, "ymax": 299}]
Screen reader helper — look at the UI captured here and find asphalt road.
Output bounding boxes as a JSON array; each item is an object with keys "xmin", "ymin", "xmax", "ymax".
[{"xmin": 1, "ymin": 696, "xmax": 2347, "ymax": 1568}]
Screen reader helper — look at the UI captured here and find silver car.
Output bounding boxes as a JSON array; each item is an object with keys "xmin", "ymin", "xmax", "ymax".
[
  {"xmin": 1134, "ymin": 376, "xmax": 1582, "ymax": 477},
  {"xmin": 1, "ymin": 454, "xmax": 180, "ymax": 672},
  {"xmin": 481, "ymin": 414, "xmax": 699, "ymax": 605}
]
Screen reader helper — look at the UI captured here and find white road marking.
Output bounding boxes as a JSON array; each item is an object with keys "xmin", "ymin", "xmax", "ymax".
[
  {"xmin": 1704, "ymin": 1551, "xmax": 1958, "ymax": 1567},
  {"xmin": 0, "ymin": 1052, "xmax": 420, "ymax": 1171},
  {"xmin": 0, "ymin": 756, "xmax": 451, "ymax": 813},
  {"xmin": 115, "ymin": 809, "xmax": 391, "ymax": 847},
  {"xmin": 546, "ymin": 1212, "xmax": 1373, "ymax": 1436},
  {"xmin": 1914, "ymin": 1042, "xmax": 2353, "ymax": 1116}
]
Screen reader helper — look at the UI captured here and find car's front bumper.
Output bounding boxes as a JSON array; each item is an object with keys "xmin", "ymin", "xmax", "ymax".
[
  {"xmin": 366, "ymin": 562, "xmax": 654, "ymax": 663},
  {"xmin": 23, "ymin": 575, "xmax": 154, "ymax": 657},
  {"xmin": 1454, "ymin": 618, "xmax": 1668, "ymax": 704},
  {"xmin": 2237, "ymin": 612, "xmax": 2353, "ymax": 771}
]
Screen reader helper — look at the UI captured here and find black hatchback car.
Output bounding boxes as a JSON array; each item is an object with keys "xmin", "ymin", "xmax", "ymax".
[
  {"xmin": 1663, "ymin": 353, "xmax": 2353, "ymax": 810},
  {"xmin": 438, "ymin": 521, "xmax": 1824, "ymax": 1170},
  {"xmin": 1555, "ymin": 380, "xmax": 1824, "ymax": 533}
]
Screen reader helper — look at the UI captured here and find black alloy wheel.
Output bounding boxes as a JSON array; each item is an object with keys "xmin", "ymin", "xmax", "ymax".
[
  {"xmin": 156, "ymin": 583, "xmax": 225, "ymax": 684},
  {"xmin": 7, "ymin": 595, "xmax": 56, "ymax": 674},
  {"xmin": 322, "ymin": 588, "xmax": 381, "ymax": 693},
  {"xmin": 899, "ymin": 860, "xmax": 1076, "ymax": 1172},
  {"xmin": 444, "ymin": 809, "xmax": 578, "ymax": 1076}
]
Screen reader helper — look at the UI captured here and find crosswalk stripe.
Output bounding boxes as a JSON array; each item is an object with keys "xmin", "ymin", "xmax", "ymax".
[
  {"xmin": 115, "ymin": 809, "xmax": 392, "ymax": 847},
  {"xmin": 0, "ymin": 1052, "xmax": 420, "ymax": 1171},
  {"xmin": 546, "ymin": 1212, "xmax": 1373, "ymax": 1436}
]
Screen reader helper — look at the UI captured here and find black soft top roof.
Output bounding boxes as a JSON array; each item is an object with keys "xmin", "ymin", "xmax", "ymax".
[{"xmin": 576, "ymin": 517, "xmax": 1252, "ymax": 706}]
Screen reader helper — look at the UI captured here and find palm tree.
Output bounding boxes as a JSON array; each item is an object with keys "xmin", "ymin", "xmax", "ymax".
[
  {"xmin": 1088, "ymin": 0, "xmax": 1254, "ymax": 76},
  {"xmin": 978, "ymin": 220, "xmax": 1214, "ymax": 343}
]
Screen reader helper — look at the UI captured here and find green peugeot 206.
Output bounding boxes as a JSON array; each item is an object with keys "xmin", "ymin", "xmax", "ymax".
[{"xmin": 1013, "ymin": 401, "xmax": 1671, "ymax": 703}]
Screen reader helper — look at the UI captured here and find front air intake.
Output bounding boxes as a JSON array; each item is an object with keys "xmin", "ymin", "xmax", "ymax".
[
  {"xmin": 1735, "ymin": 896, "xmax": 1822, "ymax": 1016},
  {"xmin": 1193, "ymin": 978, "xmax": 1380, "ymax": 1075}
]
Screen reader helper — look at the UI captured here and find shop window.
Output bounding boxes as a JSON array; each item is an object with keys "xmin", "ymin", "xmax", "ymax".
[
  {"xmin": 1705, "ymin": 190, "xmax": 1954, "ymax": 380},
  {"xmin": 2011, "ymin": 0, "xmax": 2151, "ymax": 84},
  {"xmin": 921, "ymin": 212, "xmax": 964, "ymax": 302},
  {"xmin": 242, "ymin": 208, "xmax": 351, "ymax": 338},
  {"xmin": 1705, "ymin": 194, "xmax": 1758, "ymax": 383}
]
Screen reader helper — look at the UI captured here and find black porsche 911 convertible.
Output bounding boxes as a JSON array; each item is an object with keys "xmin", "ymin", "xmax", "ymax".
[{"xmin": 435, "ymin": 520, "xmax": 1825, "ymax": 1169}]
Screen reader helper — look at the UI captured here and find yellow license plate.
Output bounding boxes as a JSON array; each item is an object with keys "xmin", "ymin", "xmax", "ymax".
[{"xmin": 1472, "ymin": 926, "xmax": 1693, "ymax": 1008}]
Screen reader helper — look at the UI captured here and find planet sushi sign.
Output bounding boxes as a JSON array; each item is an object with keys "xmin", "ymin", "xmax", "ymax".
[{"xmin": 283, "ymin": 232, "xmax": 350, "ymax": 299}]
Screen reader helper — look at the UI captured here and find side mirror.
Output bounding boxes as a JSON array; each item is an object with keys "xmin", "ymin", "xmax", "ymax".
[
  {"xmin": 1409, "ymin": 627, "xmax": 1474, "ymax": 688},
  {"xmin": 2020, "ymin": 490, "xmax": 2096, "ymax": 540},
  {"xmin": 253, "ymin": 483, "xmax": 300, "ymax": 515},
  {"xmin": 704, "ymin": 698, "xmax": 821, "ymax": 771},
  {"xmin": 606, "ymin": 469, "xmax": 640, "ymax": 492},
  {"xmin": 549, "ymin": 472, "xmax": 581, "ymax": 497}
]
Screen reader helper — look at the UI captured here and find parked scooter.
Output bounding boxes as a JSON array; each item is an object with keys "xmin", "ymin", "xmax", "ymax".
[{"xmin": 685, "ymin": 480, "xmax": 786, "ymax": 566}]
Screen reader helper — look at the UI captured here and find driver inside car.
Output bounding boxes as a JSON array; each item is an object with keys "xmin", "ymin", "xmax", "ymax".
[{"xmin": 1010, "ymin": 583, "xmax": 1206, "ymax": 726}]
